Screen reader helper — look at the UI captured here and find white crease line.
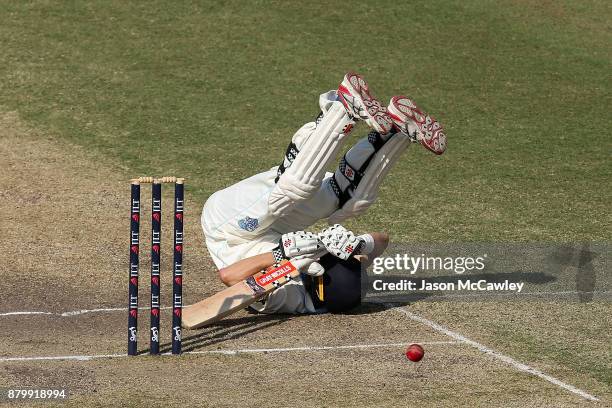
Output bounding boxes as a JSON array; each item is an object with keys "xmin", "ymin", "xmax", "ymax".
[
  {"xmin": 1, "ymin": 305, "xmax": 191, "ymax": 317},
  {"xmin": 0, "ymin": 341, "xmax": 459, "ymax": 362},
  {"xmin": 60, "ymin": 306, "xmax": 173, "ymax": 317},
  {"xmin": 2, "ymin": 289, "xmax": 610, "ymax": 318},
  {"xmin": 189, "ymin": 341, "xmax": 459, "ymax": 355},
  {"xmin": 60, "ymin": 307, "xmax": 126, "ymax": 316},
  {"xmin": 0, "ymin": 306, "xmax": 173, "ymax": 317},
  {"xmin": 0, "ymin": 354, "xmax": 125, "ymax": 362},
  {"xmin": 0, "ymin": 311, "xmax": 54, "ymax": 316},
  {"xmin": 387, "ymin": 304, "xmax": 599, "ymax": 402}
]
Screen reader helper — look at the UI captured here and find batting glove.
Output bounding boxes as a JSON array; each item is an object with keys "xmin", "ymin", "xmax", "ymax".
[
  {"xmin": 291, "ymin": 254, "xmax": 326, "ymax": 277},
  {"xmin": 278, "ymin": 231, "xmax": 323, "ymax": 260},
  {"xmin": 318, "ymin": 224, "xmax": 363, "ymax": 260}
]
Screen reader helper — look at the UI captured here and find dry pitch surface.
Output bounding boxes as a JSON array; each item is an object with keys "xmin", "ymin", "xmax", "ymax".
[{"xmin": 0, "ymin": 112, "xmax": 609, "ymax": 407}]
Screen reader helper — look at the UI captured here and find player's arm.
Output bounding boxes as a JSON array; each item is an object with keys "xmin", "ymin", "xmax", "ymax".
[
  {"xmin": 218, "ymin": 231, "xmax": 324, "ymax": 286},
  {"xmin": 218, "ymin": 252, "xmax": 274, "ymax": 286},
  {"xmin": 184, "ymin": 226, "xmax": 384, "ymax": 329},
  {"xmin": 354, "ymin": 231, "xmax": 389, "ymax": 267}
]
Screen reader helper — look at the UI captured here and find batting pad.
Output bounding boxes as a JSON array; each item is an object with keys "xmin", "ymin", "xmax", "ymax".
[
  {"xmin": 269, "ymin": 101, "xmax": 354, "ymax": 216},
  {"xmin": 328, "ymin": 132, "xmax": 410, "ymax": 224}
]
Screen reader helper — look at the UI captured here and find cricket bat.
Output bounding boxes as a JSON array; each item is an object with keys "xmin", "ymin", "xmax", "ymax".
[{"xmin": 182, "ymin": 259, "xmax": 306, "ymax": 329}]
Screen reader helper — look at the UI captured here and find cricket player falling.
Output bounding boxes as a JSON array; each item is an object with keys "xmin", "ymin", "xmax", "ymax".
[{"xmin": 201, "ymin": 72, "xmax": 446, "ymax": 315}]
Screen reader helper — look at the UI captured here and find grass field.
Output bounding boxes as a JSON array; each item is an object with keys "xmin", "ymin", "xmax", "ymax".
[{"xmin": 0, "ymin": 1, "xmax": 610, "ymax": 407}]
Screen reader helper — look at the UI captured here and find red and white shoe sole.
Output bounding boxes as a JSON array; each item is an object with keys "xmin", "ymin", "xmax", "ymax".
[
  {"xmin": 388, "ymin": 96, "xmax": 446, "ymax": 155},
  {"xmin": 337, "ymin": 72, "xmax": 393, "ymax": 135}
]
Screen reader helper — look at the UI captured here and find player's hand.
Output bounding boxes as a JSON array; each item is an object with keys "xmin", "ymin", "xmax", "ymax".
[
  {"xmin": 292, "ymin": 251, "xmax": 327, "ymax": 277},
  {"xmin": 279, "ymin": 231, "xmax": 323, "ymax": 259},
  {"xmin": 318, "ymin": 224, "xmax": 363, "ymax": 260}
]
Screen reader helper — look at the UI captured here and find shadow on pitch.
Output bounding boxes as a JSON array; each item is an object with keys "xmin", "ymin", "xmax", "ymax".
[
  {"xmin": 167, "ymin": 314, "xmax": 293, "ymax": 353},
  {"xmin": 148, "ymin": 270, "xmax": 563, "ymax": 354}
]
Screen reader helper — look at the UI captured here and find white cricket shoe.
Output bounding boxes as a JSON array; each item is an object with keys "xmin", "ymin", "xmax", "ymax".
[
  {"xmin": 337, "ymin": 72, "xmax": 393, "ymax": 135},
  {"xmin": 387, "ymin": 96, "xmax": 447, "ymax": 155}
]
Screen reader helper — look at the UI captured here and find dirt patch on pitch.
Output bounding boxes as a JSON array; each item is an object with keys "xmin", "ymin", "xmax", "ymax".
[{"xmin": 0, "ymin": 111, "xmax": 216, "ymax": 312}]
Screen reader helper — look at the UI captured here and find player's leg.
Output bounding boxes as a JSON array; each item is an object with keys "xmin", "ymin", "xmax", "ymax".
[
  {"xmin": 327, "ymin": 96, "xmax": 446, "ymax": 223},
  {"xmin": 327, "ymin": 129, "xmax": 410, "ymax": 223},
  {"xmin": 269, "ymin": 72, "xmax": 392, "ymax": 217},
  {"xmin": 200, "ymin": 75, "xmax": 395, "ymax": 276}
]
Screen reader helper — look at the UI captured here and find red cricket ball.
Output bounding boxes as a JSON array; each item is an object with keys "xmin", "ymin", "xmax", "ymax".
[{"xmin": 405, "ymin": 343, "xmax": 424, "ymax": 362}]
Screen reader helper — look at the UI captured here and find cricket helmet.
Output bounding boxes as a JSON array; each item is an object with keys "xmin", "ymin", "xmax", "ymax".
[{"xmin": 315, "ymin": 254, "xmax": 362, "ymax": 313}]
